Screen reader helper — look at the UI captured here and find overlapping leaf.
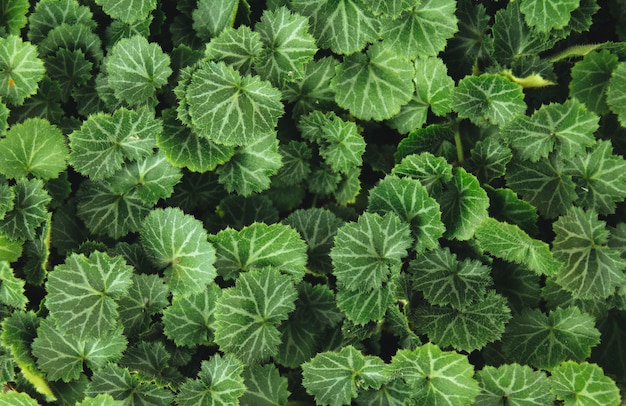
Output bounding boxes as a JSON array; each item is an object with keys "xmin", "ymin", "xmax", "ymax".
[
  {"xmin": 94, "ymin": 0, "xmax": 156, "ymax": 24},
  {"xmin": 466, "ymin": 134, "xmax": 513, "ymax": 184},
  {"xmin": 393, "ymin": 124, "xmax": 457, "ymax": 165},
  {"xmin": 0, "ymin": 261, "xmax": 27, "ymax": 309},
  {"xmin": 192, "ymin": 0, "xmax": 237, "ymax": 40},
  {"xmin": 0, "ymin": 178, "xmax": 51, "ymax": 241},
  {"xmin": 549, "ymin": 362, "xmax": 621, "ymax": 405},
  {"xmin": 141, "ymin": 208, "xmax": 216, "ymax": 296},
  {"xmin": 0, "ymin": 35, "xmax": 45, "ymax": 105},
  {"xmin": 475, "ymin": 364, "xmax": 554, "ymax": 405},
  {"xmin": 204, "ymin": 26, "xmax": 262, "ymax": 75},
  {"xmin": 392, "ymin": 151, "xmax": 454, "ymax": 198},
  {"xmin": 27, "ymin": 0, "xmax": 96, "ymax": 44},
  {"xmin": 519, "ymin": 0, "xmax": 580, "ymax": 32},
  {"xmin": 336, "ymin": 282, "xmax": 393, "ymax": 325},
  {"xmin": 0, "ymin": 391, "xmax": 39, "ymax": 406},
  {"xmin": 607, "ymin": 62, "xmax": 626, "ymax": 126},
  {"xmin": 117, "ymin": 273, "xmax": 169, "ymax": 337},
  {"xmin": 241, "ymin": 364, "xmax": 290, "ymax": 406},
  {"xmin": 282, "ymin": 56, "xmax": 338, "ymax": 117},
  {"xmin": 569, "ymin": 50, "xmax": 619, "ymax": 115},
  {"xmin": 485, "ymin": 186, "xmax": 539, "ymax": 236}
]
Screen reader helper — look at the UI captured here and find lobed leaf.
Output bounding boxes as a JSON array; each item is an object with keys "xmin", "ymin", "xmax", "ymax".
[
  {"xmin": 549, "ymin": 361, "xmax": 621, "ymax": 406},
  {"xmin": 0, "ymin": 178, "xmax": 51, "ymax": 241},
  {"xmin": 0, "ymin": 391, "xmax": 39, "ymax": 406},
  {"xmin": 569, "ymin": 50, "xmax": 619, "ymax": 115},
  {"xmin": 192, "ymin": 0, "xmax": 237, "ymax": 41},
  {"xmin": 27, "ymin": 0, "xmax": 96, "ymax": 44},
  {"xmin": 606, "ymin": 61, "xmax": 626, "ymax": 127},
  {"xmin": 241, "ymin": 364, "xmax": 290, "ymax": 406},
  {"xmin": 117, "ymin": 273, "xmax": 169, "ymax": 338},
  {"xmin": 204, "ymin": 26, "xmax": 262, "ymax": 76},
  {"xmin": 0, "ymin": 261, "xmax": 27, "ymax": 309},
  {"xmin": 392, "ymin": 151, "xmax": 454, "ymax": 198},
  {"xmin": 475, "ymin": 363, "xmax": 554, "ymax": 405},
  {"xmin": 519, "ymin": 0, "xmax": 581, "ymax": 32},
  {"xmin": 336, "ymin": 282, "xmax": 393, "ymax": 324},
  {"xmin": 466, "ymin": 134, "xmax": 513, "ymax": 184},
  {"xmin": 94, "ymin": 0, "xmax": 156, "ymax": 24},
  {"xmin": 0, "ymin": 35, "xmax": 45, "ymax": 105}
]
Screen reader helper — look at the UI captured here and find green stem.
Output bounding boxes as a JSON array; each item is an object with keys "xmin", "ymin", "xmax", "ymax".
[{"xmin": 454, "ymin": 128, "xmax": 464, "ymax": 165}]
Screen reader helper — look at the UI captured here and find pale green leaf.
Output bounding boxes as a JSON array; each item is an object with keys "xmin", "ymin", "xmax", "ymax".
[
  {"xmin": 413, "ymin": 57, "xmax": 454, "ymax": 117},
  {"xmin": 368, "ymin": 175, "xmax": 444, "ymax": 253},
  {"xmin": 380, "ymin": 0, "xmax": 458, "ymax": 59},
  {"xmin": 390, "ymin": 343, "xmax": 479, "ymax": 406},
  {"xmin": 214, "ymin": 268, "xmax": 297, "ymax": 364},
  {"xmin": 291, "ymin": 0, "xmax": 380, "ymax": 55},
  {"xmin": 502, "ymin": 99, "xmax": 598, "ymax": 162},
  {"xmin": 452, "ymin": 74, "xmax": 526, "ymax": 127},
  {"xmin": 45, "ymin": 251, "xmax": 133, "ymax": 340},
  {"xmin": 209, "ymin": 222, "xmax": 308, "ymax": 280},
  {"xmin": 162, "ymin": 283, "xmax": 221, "ymax": 347},
  {"xmin": 365, "ymin": 0, "xmax": 414, "ymax": 17},
  {"xmin": 552, "ymin": 207, "xmax": 626, "ymax": 299},
  {"xmin": 332, "ymin": 41, "xmax": 414, "ymax": 121},
  {"xmin": 0, "ymin": 0, "xmax": 28, "ymax": 36},
  {"xmin": 204, "ymin": 26, "xmax": 263, "ymax": 75},
  {"xmin": 0, "ymin": 261, "xmax": 26, "ymax": 309},
  {"xmin": 569, "ymin": 50, "xmax": 619, "ymax": 115},
  {"xmin": 356, "ymin": 379, "xmax": 414, "ymax": 406},
  {"xmin": 391, "ymin": 151, "xmax": 454, "ymax": 199},
  {"xmin": 410, "ymin": 247, "xmax": 491, "ymax": 308},
  {"xmin": 69, "ymin": 107, "xmax": 159, "ymax": 180},
  {"xmin": 254, "ymin": 7, "xmax": 317, "ymax": 86},
  {"xmin": 0, "ymin": 391, "xmax": 39, "ymax": 406},
  {"xmin": 76, "ymin": 394, "xmax": 124, "ymax": 406},
  {"xmin": 331, "ymin": 212, "xmax": 412, "ymax": 291},
  {"xmin": 607, "ymin": 62, "xmax": 626, "ymax": 127},
  {"xmin": 0, "ymin": 233, "xmax": 22, "ymax": 262},
  {"xmin": 502, "ymin": 307, "xmax": 601, "ymax": 370},
  {"xmin": 186, "ymin": 61, "xmax": 284, "ymax": 146},
  {"xmin": 476, "ymin": 218, "xmax": 562, "ymax": 276},
  {"xmin": 106, "ymin": 35, "xmax": 172, "ymax": 106},
  {"xmin": 0, "ymin": 35, "xmax": 45, "ymax": 105},
  {"xmin": 520, "ymin": 0, "xmax": 581, "ymax": 32},
  {"xmin": 282, "ymin": 56, "xmax": 338, "ymax": 117},
  {"xmin": 0, "ymin": 178, "xmax": 51, "ymax": 241},
  {"xmin": 475, "ymin": 364, "xmax": 554, "ymax": 406},
  {"xmin": 336, "ymin": 283, "xmax": 392, "ymax": 325},
  {"xmin": 94, "ymin": 0, "xmax": 156, "ymax": 24},
  {"xmin": 177, "ymin": 354, "xmax": 245, "ymax": 406},
  {"xmin": 302, "ymin": 345, "xmax": 389, "ymax": 406},
  {"xmin": 192, "ymin": 0, "xmax": 237, "ymax": 40},
  {"xmin": 140, "ymin": 207, "xmax": 216, "ymax": 296},
  {"xmin": 241, "ymin": 364, "xmax": 290, "ymax": 406},
  {"xmin": 439, "ymin": 167, "xmax": 489, "ymax": 240},
  {"xmin": 550, "ymin": 362, "xmax": 621, "ymax": 406},
  {"xmin": 216, "ymin": 132, "xmax": 282, "ymax": 196}
]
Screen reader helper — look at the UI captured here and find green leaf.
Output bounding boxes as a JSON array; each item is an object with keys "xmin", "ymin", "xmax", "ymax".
[
  {"xmin": 565, "ymin": 140, "xmax": 626, "ymax": 215},
  {"xmin": 282, "ymin": 56, "xmax": 338, "ymax": 117},
  {"xmin": 452, "ymin": 74, "xmax": 526, "ymax": 128},
  {"xmin": 502, "ymin": 99, "xmax": 598, "ymax": 162},
  {"xmin": 204, "ymin": 26, "xmax": 263, "ymax": 76},
  {"xmin": 331, "ymin": 212, "xmax": 412, "ymax": 291},
  {"xmin": 466, "ymin": 134, "xmax": 513, "ymax": 184},
  {"xmin": 274, "ymin": 140, "xmax": 312, "ymax": 186},
  {"xmin": 0, "ymin": 0, "xmax": 29, "ymax": 36},
  {"xmin": 502, "ymin": 307, "xmax": 601, "ymax": 370},
  {"xmin": 365, "ymin": 0, "xmax": 414, "ymax": 17},
  {"xmin": 122, "ymin": 341, "xmax": 180, "ymax": 385},
  {"xmin": 412, "ymin": 291, "xmax": 511, "ymax": 352},
  {"xmin": 607, "ymin": 62, "xmax": 626, "ymax": 127},
  {"xmin": 209, "ymin": 222, "xmax": 308, "ymax": 280},
  {"xmin": 94, "ymin": 0, "xmax": 156, "ymax": 24},
  {"xmin": 439, "ymin": 167, "xmax": 489, "ymax": 240},
  {"xmin": 302, "ymin": 345, "xmax": 388, "ymax": 406},
  {"xmin": 45, "ymin": 251, "xmax": 132, "ymax": 340},
  {"xmin": 162, "ymin": 283, "xmax": 221, "ymax": 347},
  {"xmin": 291, "ymin": 0, "xmax": 380, "ymax": 55},
  {"xmin": 331, "ymin": 41, "xmax": 414, "ymax": 121},
  {"xmin": 485, "ymin": 186, "xmax": 539, "ymax": 236},
  {"xmin": 392, "ymin": 151, "xmax": 454, "ymax": 199},
  {"xmin": 177, "ymin": 354, "xmax": 245, "ymax": 406},
  {"xmin": 46, "ymin": 48, "xmax": 93, "ymax": 102},
  {"xmin": 118, "ymin": 273, "xmax": 169, "ymax": 337},
  {"xmin": 336, "ymin": 282, "xmax": 393, "ymax": 324},
  {"xmin": 105, "ymin": 35, "xmax": 172, "ymax": 106},
  {"xmin": 476, "ymin": 218, "xmax": 563, "ymax": 277},
  {"xmin": 0, "ymin": 234, "xmax": 21, "ymax": 262},
  {"xmin": 141, "ymin": 207, "xmax": 216, "ymax": 296},
  {"xmin": 0, "ymin": 178, "xmax": 51, "ymax": 241},
  {"xmin": 552, "ymin": 207, "xmax": 626, "ymax": 299},
  {"xmin": 475, "ymin": 364, "xmax": 554, "ymax": 406},
  {"xmin": 76, "ymin": 394, "xmax": 124, "ymax": 406},
  {"xmin": 186, "ymin": 61, "xmax": 284, "ymax": 146},
  {"xmin": 0, "ymin": 35, "xmax": 45, "ymax": 105},
  {"xmin": 520, "ymin": 0, "xmax": 580, "ymax": 32},
  {"xmin": 393, "ymin": 124, "xmax": 457, "ymax": 165},
  {"xmin": 192, "ymin": 0, "xmax": 237, "ymax": 41},
  {"xmin": 368, "ymin": 175, "xmax": 444, "ymax": 254},
  {"xmin": 27, "ymin": 0, "xmax": 96, "ymax": 45},
  {"xmin": 38, "ymin": 23, "xmax": 103, "ymax": 65},
  {"xmin": 241, "ymin": 364, "xmax": 290, "ymax": 406},
  {"xmin": 32, "ymin": 319, "xmax": 127, "ymax": 382},
  {"xmin": 216, "ymin": 132, "xmax": 282, "ymax": 196},
  {"xmin": 0, "ymin": 261, "xmax": 26, "ymax": 309},
  {"xmin": 356, "ymin": 379, "xmax": 415, "ymax": 406},
  {"xmin": 254, "ymin": 7, "xmax": 317, "ymax": 86},
  {"xmin": 569, "ymin": 50, "xmax": 619, "ymax": 115},
  {"xmin": 317, "ymin": 115, "xmax": 365, "ymax": 173},
  {"xmin": 215, "ymin": 268, "xmax": 297, "ymax": 364},
  {"xmin": 0, "ymin": 391, "xmax": 39, "ymax": 406},
  {"xmin": 506, "ymin": 153, "xmax": 577, "ymax": 219},
  {"xmin": 380, "ymin": 0, "xmax": 458, "ymax": 59},
  {"xmin": 410, "ymin": 247, "xmax": 491, "ymax": 308},
  {"xmin": 549, "ymin": 361, "xmax": 621, "ymax": 406},
  {"xmin": 390, "ymin": 343, "xmax": 480, "ymax": 406},
  {"xmin": 69, "ymin": 107, "xmax": 159, "ymax": 180}
]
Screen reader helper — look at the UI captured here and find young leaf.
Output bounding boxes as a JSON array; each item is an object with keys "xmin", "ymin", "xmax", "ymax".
[
  {"xmin": 368, "ymin": 175, "xmax": 445, "ymax": 253},
  {"xmin": 552, "ymin": 207, "xmax": 626, "ymax": 299},
  {"xmin": 502, "ymin": 99, "xmax": 598, "ymax": 162},
  {"xmin": 192, "ymin": 0, "xmax": 237, "ymax": 41},
  {"xmin": 475, "ymin": 364, "xmax": 554, "ymax": 405},
  {"xmin": 394, "ymin": 124, "xmax": 457, "ymax": 165},
  {"xmin": 331, "ymin": 212, "xmax": 413, "ymax": 291},
  {"xmin": 392, "ymin": 151, "xmax": 454, "ymax": 198},
  {"xmin": 45, "ymin": 251, "xmax": 133, "ymax": 340},
  {"xmin": 519, "ymin": 0, "xmax": 580, "ymax": 32},
  {"xmin": 185, "ymin": 61, "xmax": 284, "ymax": 146},
  {"xmin": 162, "ymin": 283, "xmax": 221, "ymax": 347},
  {"xmin": 118, "ymin": 273, "xmax": 169, "ymax": 338},
  {"xmin": 331, "ymin": 41, "xmax": 414, "ymax": 121},
  {"xmin": 569, "ymin": 50, "xmax": 619, "ymax": 115},
  {"xmin": 0, "ymin": 178, "xmax": 51, "ymax": 241},
  {"xmin": 0, "ymin": 261, "xmax": 27, "ymax": 309},
  {"xmin": 94, "ymin": 0, "xmax": 156, "ymax": 24},
  {"xmin": 290, "ymin": 0, "xmax": 380, "ymax": 55},
  {"xmin": 0, "ymin": 35, "xmax": 45, "ymax": 105},
  {"xmin": 140, "ymin": 207, "xmax": 216, "ymax": 296},
  {"xmin": 380, "ymin": 0, "xmax": 458, "ymax": 59},
  {"xmin": 476, "ymin": 218, "xmax": 563, "ymax": 276},
  {"xmin": 46, "ymin": 48, "xmax": 93, "ymax": 102},
  {"xmin": 214, "ymin": 268, "xmax": 297, "ymax": 364},
  {"xmin": 549, "ymin": 361, "xmax": 621, "ymax": 406},
  {"xmin": 204, "ymin": 26, "xmax": 263, "ymax": 76},
  {"xmin": 607, "ymin": 62, "xmax": 626, "ymax": 127},
  {"xmin": 390, "ymin": 343, "xmax": 480, "ymax": 406},
  {"xmin": 410, "ymin": 247, "xmax": 491, "ymax": 308},
  {"xmin": 302, "ymin": 345, "xmax": 389, "ymax": 406},
  {"xmin": 452, "ymin": 74, "xmax": 526, "ymax": 127},
  {"xmin": 254, "ymin": 7, "xmax": 317, "ymax": 86},
  {"xmin": 105, "ymin": 35, "xmax": 172, "ymax": 106},
  {"xmin": 241, "ymin": 364, "xmax": 290, "ymax": 406},
  {"xmin": 177, "ymin": 354, "xmax": 245, "ymax": 406},
  {"xmin": 282, "ymin": 56, "xmax": 338, "ymax": 117},
  {"xmin": 502, "ymin": 307, "xmax": 601, "ymax": 370},
  {"xmin": 466, "ymin": 134, "xmax": 513, "ymax": 184},
  {"xmin": 317, "ymin": 115, "xmax": 365, "ymax": 173},
  {"xmin": 209, "ymin": 222, "xmax": 308, "ymax": 280},
  {"xmin": 122, "ymin": 341, "xmax": 180, "ymax": 385},
  {"xmin": 69, "ymin": 107, "xmax": 159, "ymax": 180},
  {"xmin": 274, "ymin": 140, "xmax": 312, "ymax": 186}
]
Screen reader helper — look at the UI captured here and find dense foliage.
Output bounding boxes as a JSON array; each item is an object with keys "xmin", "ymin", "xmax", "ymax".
[{"xmin": 1, "ymin": 0, "xmax": 626, "ymax": 404}]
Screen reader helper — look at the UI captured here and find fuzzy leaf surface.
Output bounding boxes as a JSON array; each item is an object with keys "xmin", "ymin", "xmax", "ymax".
[{"xmin": 549, "ymin": 361, "xmax": 621, "ymax": 406}]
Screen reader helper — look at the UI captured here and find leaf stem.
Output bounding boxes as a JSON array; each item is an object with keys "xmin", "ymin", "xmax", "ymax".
[{"xmin": 453, "ymin": 125, "xmax": 464, "ymax": 165}]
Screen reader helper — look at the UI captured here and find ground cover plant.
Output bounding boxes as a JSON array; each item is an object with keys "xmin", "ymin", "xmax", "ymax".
[{"xmin": 0, "ymin": 0, "xmax": 626, "ymax": 404}]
